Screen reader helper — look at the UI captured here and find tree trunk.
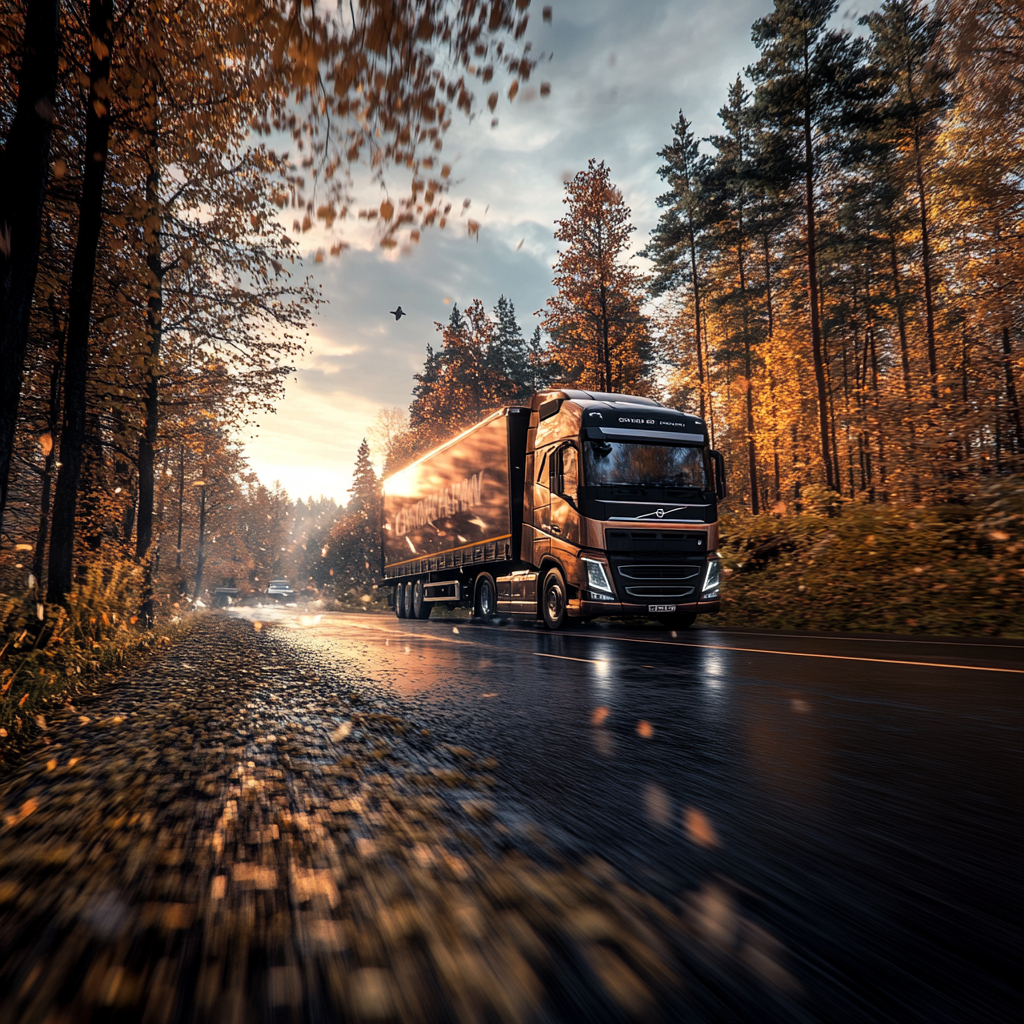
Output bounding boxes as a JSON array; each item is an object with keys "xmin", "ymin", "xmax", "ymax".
[
  {"xmin": 1002, "ymin": 327, "xmax": 1023, "ymax": 451},
  {"xmin": 911, "ymin": 121, "xmax": 939, "ymax": 398},
  {"xmin": 47, "ymin": 0, "xmax": 115, "ymax": 604},
  {"xmin": 736, "ymin": 226, "xmax": 758, "ymax": 515},
  {"xmin": 137, "ymin": 84, "xmax": 163, "ymax": 624},
  {"xmin": 801, "ymin": 60, "xmax": 833, "ymax": 490},
  {"xmin": 193, "ymin": 485, "xmax": 207, "ymax": 600},
  {"xmin": 0, "ymin": 0, "xmax": 60, "ymax": 538},
  {"xmin": 176, "ymin": 444, "xmax": 185, "ymax": 571},
  {"xmin": 687, "ymin": 218, "xmax": 706, "ymax": 422}
]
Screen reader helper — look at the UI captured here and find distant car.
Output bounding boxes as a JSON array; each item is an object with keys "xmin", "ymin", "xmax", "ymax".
[
  {"xmin": 213, "ymin": 587, "xmax": 239, "ymax": 608},
  {"xmin": 265, "ymin": 580, "xmax": 295, "ymax": 602}
]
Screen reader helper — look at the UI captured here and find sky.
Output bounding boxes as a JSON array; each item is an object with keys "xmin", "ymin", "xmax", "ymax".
[{"xmin": 244, "ymin": 0, "xmax": 862, "ymax": 504}]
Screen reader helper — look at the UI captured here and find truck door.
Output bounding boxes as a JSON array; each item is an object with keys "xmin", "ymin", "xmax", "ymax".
[
  {"xmin": 549, "ymin": 444, "xmax": 581, "ymax": 546},
  {"xmin": 532, "ymin": 446, "xmax": 551, "ymax": 558}
]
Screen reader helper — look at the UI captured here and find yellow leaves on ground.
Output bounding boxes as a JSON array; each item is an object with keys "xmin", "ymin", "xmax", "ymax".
[
  {"xmin": 591, "ymin": 706, "xmax": 610, "ymax": 726},
  {"xmin": 636, "ymin": 720, "xmax": 654, "ymax": 739},
  {"xmin": 3, "ymin": 798, "xmax": 39, "ymax": 829}
]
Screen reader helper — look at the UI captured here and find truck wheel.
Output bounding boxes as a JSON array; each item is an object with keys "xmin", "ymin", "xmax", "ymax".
[
  {"xmin": 542, "ymin": 568, "xmax": 568, "ymax": 630},
  {"xmin": 412, "ymin": 579, "xmax": 432, "ymax": 619},
  {"xmin": 659, "ymin": 612, "xmax": 696, "ymax": 630},
  {"xmin": 403, "ymin": 581, "xmax": 416, "ymax": 619},
  {"xmin": 474, "ymin": 573, "xmax": 497, "ymax": 619},
  {"xmin": 395, "ymin": 583, "xmax": 407, "ymax": 619}
]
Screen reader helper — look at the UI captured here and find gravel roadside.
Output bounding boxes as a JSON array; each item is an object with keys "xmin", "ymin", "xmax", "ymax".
[{"xmin": 0, "ymin": 615, "xmax": 799, "ymax": 1024}]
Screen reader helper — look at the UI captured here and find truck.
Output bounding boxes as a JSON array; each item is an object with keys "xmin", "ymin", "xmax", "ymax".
[{"xmin": 381, "ymin": 389, "xmax": 726, "ymax": 630}]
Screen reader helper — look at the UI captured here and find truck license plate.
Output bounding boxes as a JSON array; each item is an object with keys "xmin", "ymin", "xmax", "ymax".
[{"xmin": 649, "ymin": 604, "xmax": 676, "ymax": 613}]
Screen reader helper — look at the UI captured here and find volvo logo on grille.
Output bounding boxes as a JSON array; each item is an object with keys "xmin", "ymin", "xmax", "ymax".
[{"xmin": 635, "ymin": 506, "xmax": 686, "ymax": 520}]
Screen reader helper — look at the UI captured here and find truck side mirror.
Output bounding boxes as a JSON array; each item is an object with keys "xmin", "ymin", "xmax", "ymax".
[{"xmin": 711, "ymin": 449, "xmax": 727, "ymax": 499}]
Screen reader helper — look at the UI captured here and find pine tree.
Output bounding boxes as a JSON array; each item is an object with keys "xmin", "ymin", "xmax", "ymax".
[
  {"xmin": 643, "ymin": 113, "xmax": 712, "ymax": 420},
  {"xmin": 707, "ymin": 78, "xmax": 762, "ymax": 514},
  {"xmin": 748, "ymin": 0, "xmax": 872, "ymax": 491},
  {"xmin": 348, "ymin": 439, "xmax": 378, "ymax": 514},
  {"xmin": 541, "ymin": 159, "xmax": 653, "ymax": 395},
  {"xmin": 489, "ymin": 295, "xmax": 531, "ymax": 400}
]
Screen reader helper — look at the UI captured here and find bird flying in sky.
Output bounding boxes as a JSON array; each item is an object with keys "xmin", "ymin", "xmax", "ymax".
[{"xmin": 390, "ymin": 306, "xmax": 406, "ymax": 320}]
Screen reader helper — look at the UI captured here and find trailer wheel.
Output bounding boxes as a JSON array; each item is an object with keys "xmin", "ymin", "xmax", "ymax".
[
  {"xmin": 403, "ymin": 581, "xmax": 416, "ymax": 619},
  {"xmin": 412, "ymin": 579, "xmax": 432, "ymax": 619},
  {"xmin": 474, "ymin": 573, "xmax": 497, "ymax": 619},
  {"xmin": 541, "ymin": 568, "xmax": 568, "ymax": 630},
  {"xmin": 395, "ymin": 583, "xmax": 407, "ymax": 619}
]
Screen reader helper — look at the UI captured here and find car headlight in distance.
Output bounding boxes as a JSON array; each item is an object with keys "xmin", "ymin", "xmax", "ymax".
[
  {"xmin": 581, "ymin": 557, "xmax": 614, "ymax": 594},
  {"xmin": 702, "ymin": 558, "xmax": 721, "ymax": 596}
]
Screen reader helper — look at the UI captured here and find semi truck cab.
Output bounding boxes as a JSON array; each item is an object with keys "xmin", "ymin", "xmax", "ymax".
[{"xmin": 382, "ymin": 389, "xmax": 726, "ymax": 630}]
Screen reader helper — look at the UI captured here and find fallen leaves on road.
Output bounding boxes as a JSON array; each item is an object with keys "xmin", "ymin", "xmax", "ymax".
[{"xmin": 0, "ymin": 617, "xmax": 795, "ymax": 1022}]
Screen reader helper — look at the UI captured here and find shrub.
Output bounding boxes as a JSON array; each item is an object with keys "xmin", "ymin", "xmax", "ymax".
[{"xmin": 717, "ymin": 476, "xmax": 1024, "ymax": 637}]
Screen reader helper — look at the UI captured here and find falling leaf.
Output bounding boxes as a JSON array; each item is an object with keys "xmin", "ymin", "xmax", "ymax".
[
  {"xmin": 636, "ymin": 720, "xmax": 653, "ymax": 739},
  {"xmin": 989, "ymin": 530, "xmax": 1010, "ymax": 542},
  {"xmin": 46, "ymin": 759, "xmax": 57, "ymax": 771},
  {"xmin": 452, "ymin": 627, "xmax": 459, "ymax": 634},
  {"xmin": 516, "ymin": 238, "xmax": 524, "ymax": 250},
  {"xmin": 211, "ymin": 876, "xmax": 227, "ymax": 899},
  {"xmin": 591, "ymin": 706, "xmax": 610, "ymax": 726},
  {"xmin": 35, "ymin": 714, "xmax": 47, "ymax": 731},
  {"xmin": 39, "ymin": 432, "xmax": 53, "ymax": 455},
  {"xmin": 543, "ymin": 5, "xmax": 552, "ymax": 22},
  {"xmin": 684, "ymin": 807, "xmax": 719, "ymax": 848},
  {"xmin": 51, "ymin": 158, "xmax": 67, "ymax": 179},
  {"xmin": 329, "ymin": 721, "xmax": 353, "ymax": 742},
  {"xmin": 253, "ymin": 621, "xmax": 263, "ymax": 631},
  {"xmin": 643, "ymin": 783, "xmax": 671, "ymax": 826},
  {"xmin": 540, "ymin": 81, "xmax": 551, "ymax": 97}
]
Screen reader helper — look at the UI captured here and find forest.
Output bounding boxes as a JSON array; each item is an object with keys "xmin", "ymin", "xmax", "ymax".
[{"xmin": 0, "ymin": 0, "xmax": 1021, "ymax": 715}]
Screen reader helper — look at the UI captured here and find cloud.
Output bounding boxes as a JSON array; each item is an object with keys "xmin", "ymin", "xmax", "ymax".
[{"xmin": 242, "ymin": 0, "xmax": 793, "ymax": 501}]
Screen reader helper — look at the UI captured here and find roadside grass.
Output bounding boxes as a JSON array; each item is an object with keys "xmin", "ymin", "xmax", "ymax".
[
  {"xmin": 717, "ymin": 476, "xmax": 1024, "ymax": 637},
  {"xmin": 0, "ymin": 558, "xmax": 189, "ymax": 758}
]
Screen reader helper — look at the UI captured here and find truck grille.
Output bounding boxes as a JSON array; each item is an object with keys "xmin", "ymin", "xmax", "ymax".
[
  {"xmin": 617, "ymin": 564, "xmax": 701, "ymax": 580},
  {"xmin": 623, "ymin": 584, "xmax": 696, "ymax": 599}
]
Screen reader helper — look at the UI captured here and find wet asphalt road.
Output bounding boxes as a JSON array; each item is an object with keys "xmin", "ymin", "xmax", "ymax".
[{"xmin": 258, "ymin": 609, "xmax": 1024, "ymax": 1022}]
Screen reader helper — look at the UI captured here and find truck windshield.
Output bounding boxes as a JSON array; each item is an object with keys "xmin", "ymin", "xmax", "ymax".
[{"xmin": 584, "ymin": 441, "xmax": 707, "ymax": 488}]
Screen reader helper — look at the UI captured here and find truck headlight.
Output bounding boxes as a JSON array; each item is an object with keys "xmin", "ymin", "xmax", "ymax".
[
  {"xmin": 702, "ymin": 558, "xmax": 721, "ymax": 596},
  {"xmin": 582, "ymin": 558, "xmax": 613, "ymax": 594}
]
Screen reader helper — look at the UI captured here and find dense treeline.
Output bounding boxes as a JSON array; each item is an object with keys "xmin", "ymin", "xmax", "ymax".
[
  {"xmin": 645, "ymin": 0, "xmax": 1022, "ymax": 512},
  {"xmin": 0, "ymin": 1, "xmax": 540, "ymax": 616},
  {"xmin": 392, "ymin": 0, "xmax": 1022, "ymax": 515}
]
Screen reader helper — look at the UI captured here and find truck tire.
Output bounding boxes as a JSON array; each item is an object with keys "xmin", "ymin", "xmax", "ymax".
[
  {"xmin": 474, "ymin": 573, "xmax": 497, "ymax": 619},
  {"xmin": 541, "ymin": 567, "xmax": 568, "ymax": 631},
  {"xmin": 412, "ymin": 579, "xmax": 432, "ymax": 619},
  {"xmin": 395, "ymin": 583, "xmax": 407, "ymax": 619},
  {"xmin": 403, "ymin": 581, "xmax": 415, "ymax": 619},
  {"xmin": 659, "ymin": 611, "xmax": 696, "ymax": 630}
]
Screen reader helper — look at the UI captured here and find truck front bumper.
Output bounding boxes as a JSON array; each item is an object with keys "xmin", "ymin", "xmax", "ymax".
[{"xmin": 574, "ymin": 597, "xmax": 720, "ymax": 617}]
